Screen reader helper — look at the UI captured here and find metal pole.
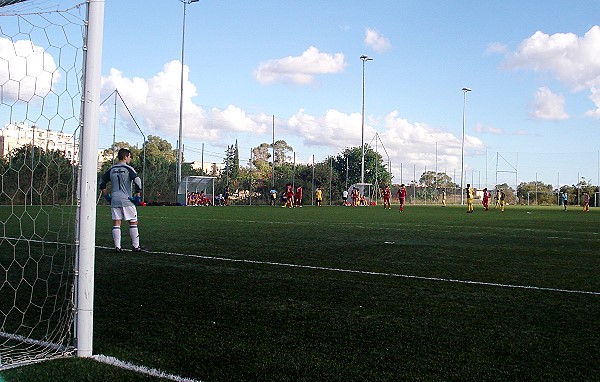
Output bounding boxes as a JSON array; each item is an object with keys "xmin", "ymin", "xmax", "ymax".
[
  {"xmin": 76, "ymin": 0, "xmax": 105, "ymax": 358},
  {"xmin": 424, "ymin": 165, "xmax": 427, "ymax": 205},
  {"xmin": 413, "ymin": 164, "xmax": 416, "ymax": 203},
  {"xmin": 375, "ymin": 133, "xmax": 378, "ymax": 203},
  {"xmin": 176, "ymin": 0, "xmax": 198, "ymax": 199},
  {"xmin": 112, "ymin": 91, "xmax": 117, "ymax": 163},
  {"xmin": 495, "ymin": 152, "xmax": 499, "ymax": 189},
  {"xmin": 360, "ymin": 55, "xmax": 372, "ymax": 184},
  {"xmin": 249, "ymin": 149, "xmax": 253, "ymax": 206},
  {"xmin": 345, "ymin": 155, "xmax": 348, "ymax": 189},
  {"xmin": 453, "ymin": 168, "xmax": 456, "ymax": 203},
  {"xmin": 176, "ymin": 1, "xmax": 187, "ymax": 189},
  {"xmin": 272, "ymin": 115, "xmax": 275, "ymax": 187},
  {"xmin": 460, "ymin": 87, "xmax": 471, "ymax": 205},
  {"xmin": 485, "ymin": 149, "xmax": 488, "ymax": 190},
  {"xmin": 435, "ymin": 142, "xmax": 438, "ymax": 189},
  {"xmin": 400, "ymin": 162, "xmax": 403, "ymax": 185},
  {"xmin": 292, "ymin": 151, "xmax": 296, "ymax": 190},
  {"xmin": 557, "ymin": 172, "xmax": 560, "ymax": 205},
  {"xmin": 329, "ymin": 157, "xmax": 333, "ymax": 205},
  {"xmin": 535, "ymin": 172, "xmax": 538, "ymax": 205},
  {"xmin": 312, "ymin": 155, "xmax": 315, "ymax": 205}
]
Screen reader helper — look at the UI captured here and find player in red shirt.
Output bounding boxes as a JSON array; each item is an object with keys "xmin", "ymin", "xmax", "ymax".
[
  {"xmin": 482, "ymin": 187, "xmax": 490, "ymax": 211},
  {"xmin": 285, "ymin": 184, "xmax": 294, "ymax": 208},
  {"xmin": 383, "ymin": 186, "xmax": 391, "ymax": 209},
  {"xmin": 295, "ymin": 185, "xmax": 303, "ymax": 207},
  {"xmin": 397, "ymin": 184, "xmax": 407, "ymax": 212},
  {"xmin": 351, "ymin": 187, "xmax": 359, "ymax": 206}
]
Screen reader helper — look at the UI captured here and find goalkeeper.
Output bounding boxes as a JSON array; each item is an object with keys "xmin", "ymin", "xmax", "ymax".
[{"xmin": 99, "ymin": 148, "xmax": 147, "ymax": 253}]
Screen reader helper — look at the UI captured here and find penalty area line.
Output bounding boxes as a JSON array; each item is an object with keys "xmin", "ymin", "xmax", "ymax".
[
  {"xmin": 96, "ymin": 245, "xmax": 600, "ymax": 296},
  {"xmin": 93, "ymin": 355, "xmax": 204, "ymax": 382},
  {"xmin": 153, "ymin": 249, "xmax": 600, "ymax": 297}
]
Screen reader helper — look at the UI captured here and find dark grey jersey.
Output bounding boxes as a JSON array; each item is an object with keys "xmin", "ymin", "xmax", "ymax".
[{"xmin": 99, "ymin": 163, "xmax": 142, "ymax": 207}]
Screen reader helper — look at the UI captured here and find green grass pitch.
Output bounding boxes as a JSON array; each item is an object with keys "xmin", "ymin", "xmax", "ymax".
[{"xmin": 3, "ymin": 204, "xmax": 599, "ymax": 381}]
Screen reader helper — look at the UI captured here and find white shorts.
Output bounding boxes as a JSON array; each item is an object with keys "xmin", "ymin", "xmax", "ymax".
[{"xmin": 111, "ymin": 206, "xmax": 138, "ymax": 222}]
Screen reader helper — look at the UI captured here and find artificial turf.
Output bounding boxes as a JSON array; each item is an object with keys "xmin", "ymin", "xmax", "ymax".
[{"xmin": 2, "ymin": 204, "xmax": 599, "ymax": 381}]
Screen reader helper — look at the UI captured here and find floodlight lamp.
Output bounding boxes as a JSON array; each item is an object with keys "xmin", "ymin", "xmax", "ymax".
[
  {"xmin": 462, "ymin": 87, "xmax": 472, "ymax": 92},
  {"xmin": 360, "ymin": 55, "xmax": 373, "ymax": 61}
]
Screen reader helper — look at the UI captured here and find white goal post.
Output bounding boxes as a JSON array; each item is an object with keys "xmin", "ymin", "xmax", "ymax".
[
  {"xmin": 0, "ymin": 0, "xmax": 104, "ymax": 369},
  {"xmin": 75, "ymin": 0, "xmax": 105, "ymax": 359}
]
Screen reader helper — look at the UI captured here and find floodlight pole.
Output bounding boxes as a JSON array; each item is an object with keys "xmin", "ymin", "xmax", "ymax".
[
  {"xmin": 460, "ymin": 87, "xmax": 471, "ymax": 205},
  {"xmin": 360, "ymin": 55, "xmax": 373, "ymax": 185},
  {"xmin": 176, "ymin": 0, "xmax": 199, "ymax": 200}
]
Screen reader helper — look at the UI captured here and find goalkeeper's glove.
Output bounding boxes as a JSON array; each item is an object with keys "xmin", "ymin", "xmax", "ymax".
[
  {"xmin": 104, "ymin": 194, "xmax": 111, "ymax": 203},
  {"xmin": 129, "ymin": 195, "xmax": 141, "ymax": 206}
]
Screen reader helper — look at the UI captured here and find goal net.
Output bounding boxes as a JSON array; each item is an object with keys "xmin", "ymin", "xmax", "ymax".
[
  {"xmin": 178, "ymin": 176, "xmax": 216, "ymax": 206},
  {"xmin": 0, "ymin": 0, "xmax": 88, "ymax": 369},
  {"xmin": 346, "ymin": 183, "xmax": 373, "ymax": 205}
]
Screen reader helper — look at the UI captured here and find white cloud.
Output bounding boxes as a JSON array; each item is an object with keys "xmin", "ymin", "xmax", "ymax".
[
  {"xmin": 0, "ymin": 37, "xmax": 60, "ymax": 102},
  {"xmin": 504, "ymin": 26, "xmax": 600, "ymax": 91},
  {"xmin": 286, "ymin": 108, "xmax": 364, "ymax": 148},
  {"xmin": 208, "ymin": 105, "xmax": 271, "ymax": 135},
  {"xmin": 529, "ymin": 87, "xmax": 569, "ymax": 120},
  {"xmin": 585, "ymin": 87, "xmax": 600, "ymax": 118},
  {"xmin": 485, "ymin": 42, "xmax": 508, "ymax": 55},
  {"xmin": 99, "ymin": 61, "xmax": 485, "ymax": 177},
  {"xmin": 283, "ymin": 109, "xmax": 484, "ymax": 175},
  {"xmin": 364, "ymin": 28, "xmax": 391, "ymax": 53},
  {"xmin": 380, "ymin": 111, "xmax": 485, "ymax": 172},
  {"xmin": 254, "ymin": 46, "xmax": 346, "ymax": 85},
  {"xmin": 474, "ymin": 123, "xmax": 504, "ymax": 134},
  {"xmin": 100, "ymin": 62, "xmax": 270, "ymax": 143}
]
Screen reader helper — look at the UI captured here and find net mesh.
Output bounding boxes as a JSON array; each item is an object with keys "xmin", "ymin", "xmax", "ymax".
[{"xmin": 0, "ymin": 0, "xmax": 85, "ymax": 369}]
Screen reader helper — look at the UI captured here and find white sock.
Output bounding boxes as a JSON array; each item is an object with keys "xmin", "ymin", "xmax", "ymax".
[
  {"xmin": 112, "ymin": 226, "xmax": 121, "ymax": 249},
  {"xmin": 130, "ymin": 224, "xmax": 140, "ymax": 248}
]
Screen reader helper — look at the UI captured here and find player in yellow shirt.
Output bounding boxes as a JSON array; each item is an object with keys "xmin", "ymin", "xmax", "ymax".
[
  {"xmin": 466, "ymin": 183, "xmax": 474, "ymax": 213},
  {"xmin": 498, "ymin": 189, "xmax": 506, "ymax": 212},
  {"xmin": 315, "ymin": 187, "xmax": 323, "ymax": 206},
  {"xmin": 494, "ymin": 188, "xmax": 501, "ymax": 209}
]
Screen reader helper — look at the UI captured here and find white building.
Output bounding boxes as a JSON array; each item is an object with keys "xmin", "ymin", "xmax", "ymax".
[
  {"xmin": 191, "ymin": 161, "xmax": 223, "ymax": 175},
  {"xmin": 1, "ymin": 122, "xmax": 79, "ymax": 163}
]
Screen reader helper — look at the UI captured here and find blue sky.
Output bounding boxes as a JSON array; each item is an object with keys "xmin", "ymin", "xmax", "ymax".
[{"xmin": 4, "ymin": 1, "xmax": 600, "ymax": 189}]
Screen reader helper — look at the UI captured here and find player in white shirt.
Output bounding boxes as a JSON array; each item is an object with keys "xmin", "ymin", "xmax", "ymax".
[{"xmin": 99, "ymin": 148, "xmax": 147, "ymax": 253}]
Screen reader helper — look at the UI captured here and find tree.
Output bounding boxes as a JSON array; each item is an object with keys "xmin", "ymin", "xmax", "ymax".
[
  {"xmin": 252, "ymin": 143, "xmax": 271, "ymax": 164},
  {"xmin": 144, "ymin": 135, "xmax": 177, "ymax": 162},
  {"xmin": 0, "ymin": 145, "xmax": 75, "ymax": 205},
  {"xmin": 494, "ymin": 183, "xmax": 517, "ymax": 205},
  {"xmin": 222, "ymin": 143, "xmax": 240, "ymax": 185},
  {"xmin": 232, "ymin": 140, "xmax": 240, "ymax": 180},
  {"xmin": 272, "ymin": 140, "xmax": 293, "ymax": 164},
  {"xmin": 517, "ymin": 181, "xmax": 554, "ymax": 205},
  {"xmin": 331, "ymin": 145, "xmax": 392, "ymax": 189},
  {"xmin": 419, "ymin": 171, "xmax": 457, "ymax": 188},
  {"xmin": 571, "ymin": 177, "xmax": 597, "ymax": 206},
  {"xmin": 247, "ymin": 141, "xmax": 295, "ymax": 202}
]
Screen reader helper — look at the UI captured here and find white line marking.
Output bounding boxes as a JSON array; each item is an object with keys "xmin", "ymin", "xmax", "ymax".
[
  {"xmin": 98, "ymin": 246, "xmax": 600, "ymax": 296},
  {"xmin": 143, "ymin": 215, "xmax": 600, "ymax": 240},
  {"xmin": 93, "ymin": 355, "xmax": 204, "ymax": 382},
  {"xmin": 0, "ymin": 331, "xmax": 72, "ymax": 353}
]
